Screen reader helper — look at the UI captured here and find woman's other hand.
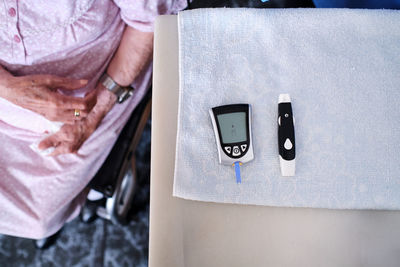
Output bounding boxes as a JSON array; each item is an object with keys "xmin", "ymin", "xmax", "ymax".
[{"xmin": 0, "ymin": 74, "xmax": 97, "ymax": 124}]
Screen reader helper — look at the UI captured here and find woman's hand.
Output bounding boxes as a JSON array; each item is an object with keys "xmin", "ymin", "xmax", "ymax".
[
  {"xmin": 37, "ymin": 26, "xmax": 153, "ymax": 156},
  {"xmin": 38, "ymin": 84, "xmax": 117, "ymax": 156},
  {"xmin": 0, "ymin": 74, "xmax": 97, "ymax": 124}
]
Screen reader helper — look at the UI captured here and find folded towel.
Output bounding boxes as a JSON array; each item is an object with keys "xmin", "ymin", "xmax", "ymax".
[{"xmin": 174, "ymin": 8, "xmax": 400, "ymax": 210}]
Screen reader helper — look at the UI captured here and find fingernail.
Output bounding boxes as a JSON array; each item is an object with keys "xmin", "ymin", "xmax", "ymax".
[{"xmin": 80, "ymin": 79, "xmax": 88, "ymax": 85}]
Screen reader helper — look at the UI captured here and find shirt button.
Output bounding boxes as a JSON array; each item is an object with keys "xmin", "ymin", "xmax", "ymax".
[
  {"xmin": 14, "ymin": 35, "xmax": 21, "ymax": 43},
  {"xmin": 8, "ymin": 8, "xmax": 16, "ymax": 17}
]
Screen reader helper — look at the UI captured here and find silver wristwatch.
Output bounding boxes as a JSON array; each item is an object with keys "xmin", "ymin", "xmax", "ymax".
[{"xmin": 100, "ymin": 73, "xmax": 134, "ymax": 103}]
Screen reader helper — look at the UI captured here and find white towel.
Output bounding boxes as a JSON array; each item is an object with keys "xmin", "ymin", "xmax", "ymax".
[{"xmin": 174, "ymin": 8, "xmax": 400, "ymax": 210}]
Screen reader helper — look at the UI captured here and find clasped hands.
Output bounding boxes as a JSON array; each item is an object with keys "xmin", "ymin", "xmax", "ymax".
[{"xmin": 3, "ymin": 74, "xmax": 117, "ymax": 156}]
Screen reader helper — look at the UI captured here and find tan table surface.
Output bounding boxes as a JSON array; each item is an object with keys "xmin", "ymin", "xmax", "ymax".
[{"xmin": 149, "ymin": 15, "xmax": 400, "ymax": 267}]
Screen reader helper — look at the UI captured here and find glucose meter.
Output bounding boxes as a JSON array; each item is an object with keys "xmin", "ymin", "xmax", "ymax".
[{"xmin": 209, "ymin": 104, "xmax": 254, "ymax": 183}]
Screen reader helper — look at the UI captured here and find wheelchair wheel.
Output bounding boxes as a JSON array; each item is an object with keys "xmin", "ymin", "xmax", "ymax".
[{"xmin": 106, "ymin": 156, "xmax": 137, "ymax": 225}]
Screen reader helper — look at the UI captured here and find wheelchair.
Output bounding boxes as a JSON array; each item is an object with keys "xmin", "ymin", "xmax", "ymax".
[{"xmin": 81, "ymin": 88, "xmax": 152, "ymax": 224}]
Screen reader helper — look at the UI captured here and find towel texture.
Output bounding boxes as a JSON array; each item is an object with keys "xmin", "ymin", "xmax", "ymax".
[{"xmin": 174, "ymin": 8, "xmax": 400, "ymax": 210}]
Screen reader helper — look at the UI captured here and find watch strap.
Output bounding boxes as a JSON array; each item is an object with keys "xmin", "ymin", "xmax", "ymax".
[{"xmin": 100, "ymin": 73, "xmax": 134, "ymax": 103}]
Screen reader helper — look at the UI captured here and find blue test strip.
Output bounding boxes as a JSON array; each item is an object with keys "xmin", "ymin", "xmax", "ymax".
[{"xmin": 234, "ymin": 161, "xmax": 242, "ymax": 184}]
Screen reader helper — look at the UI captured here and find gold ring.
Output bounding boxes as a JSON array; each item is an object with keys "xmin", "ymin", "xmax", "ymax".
[{"xmin": 74, "ymin": 109, "xmax": 80, "ymax": 117}]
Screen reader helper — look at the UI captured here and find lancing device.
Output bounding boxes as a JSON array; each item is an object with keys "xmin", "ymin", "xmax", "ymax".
[{"xmin": 278, "ymin": 94, "xmax": 295, "ymax": 176}]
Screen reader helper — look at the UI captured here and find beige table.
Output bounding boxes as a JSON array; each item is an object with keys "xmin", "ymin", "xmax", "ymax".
[{"xmin": 149, "ymin": 15, "xmax": 400, "ymax": 267}]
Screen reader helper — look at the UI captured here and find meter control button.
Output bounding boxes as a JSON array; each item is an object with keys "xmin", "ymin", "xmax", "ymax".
[
  {"xmin": 241, "ymin": 144, "xmax": 247, "ymax": 152},
  {"xmin": 232, "ymin": 146, "xmax": 241, "ymax": 156},
  {"xmin": 224, "ymin": 146, "xmax": 232, "ymax": 154}
]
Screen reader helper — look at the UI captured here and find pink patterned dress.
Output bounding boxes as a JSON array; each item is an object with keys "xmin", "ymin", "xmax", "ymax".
[{"xmin": 0, "ymin": 0, "xmax": 186, "ymax": 239}]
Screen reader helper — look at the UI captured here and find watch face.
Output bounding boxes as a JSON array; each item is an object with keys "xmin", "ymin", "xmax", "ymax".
[{"xmin": 118, "ymin": 89, "xmax": 134, "ymax": 103}]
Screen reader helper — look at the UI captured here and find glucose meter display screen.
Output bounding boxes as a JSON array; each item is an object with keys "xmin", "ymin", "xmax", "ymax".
[{"xmin": 217, "ymin": 112, "xmax": 247, "ymax": 144}]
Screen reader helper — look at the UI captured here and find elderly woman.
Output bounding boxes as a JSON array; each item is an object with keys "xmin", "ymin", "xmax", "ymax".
[{"xmin": 0, "ymin": 0, "xmax": 186, "ymax": 239}]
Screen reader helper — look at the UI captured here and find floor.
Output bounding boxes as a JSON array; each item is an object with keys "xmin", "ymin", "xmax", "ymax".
[{"xmin": 0, "ymin": 1, "xmax": 315, "ymax": 266}]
